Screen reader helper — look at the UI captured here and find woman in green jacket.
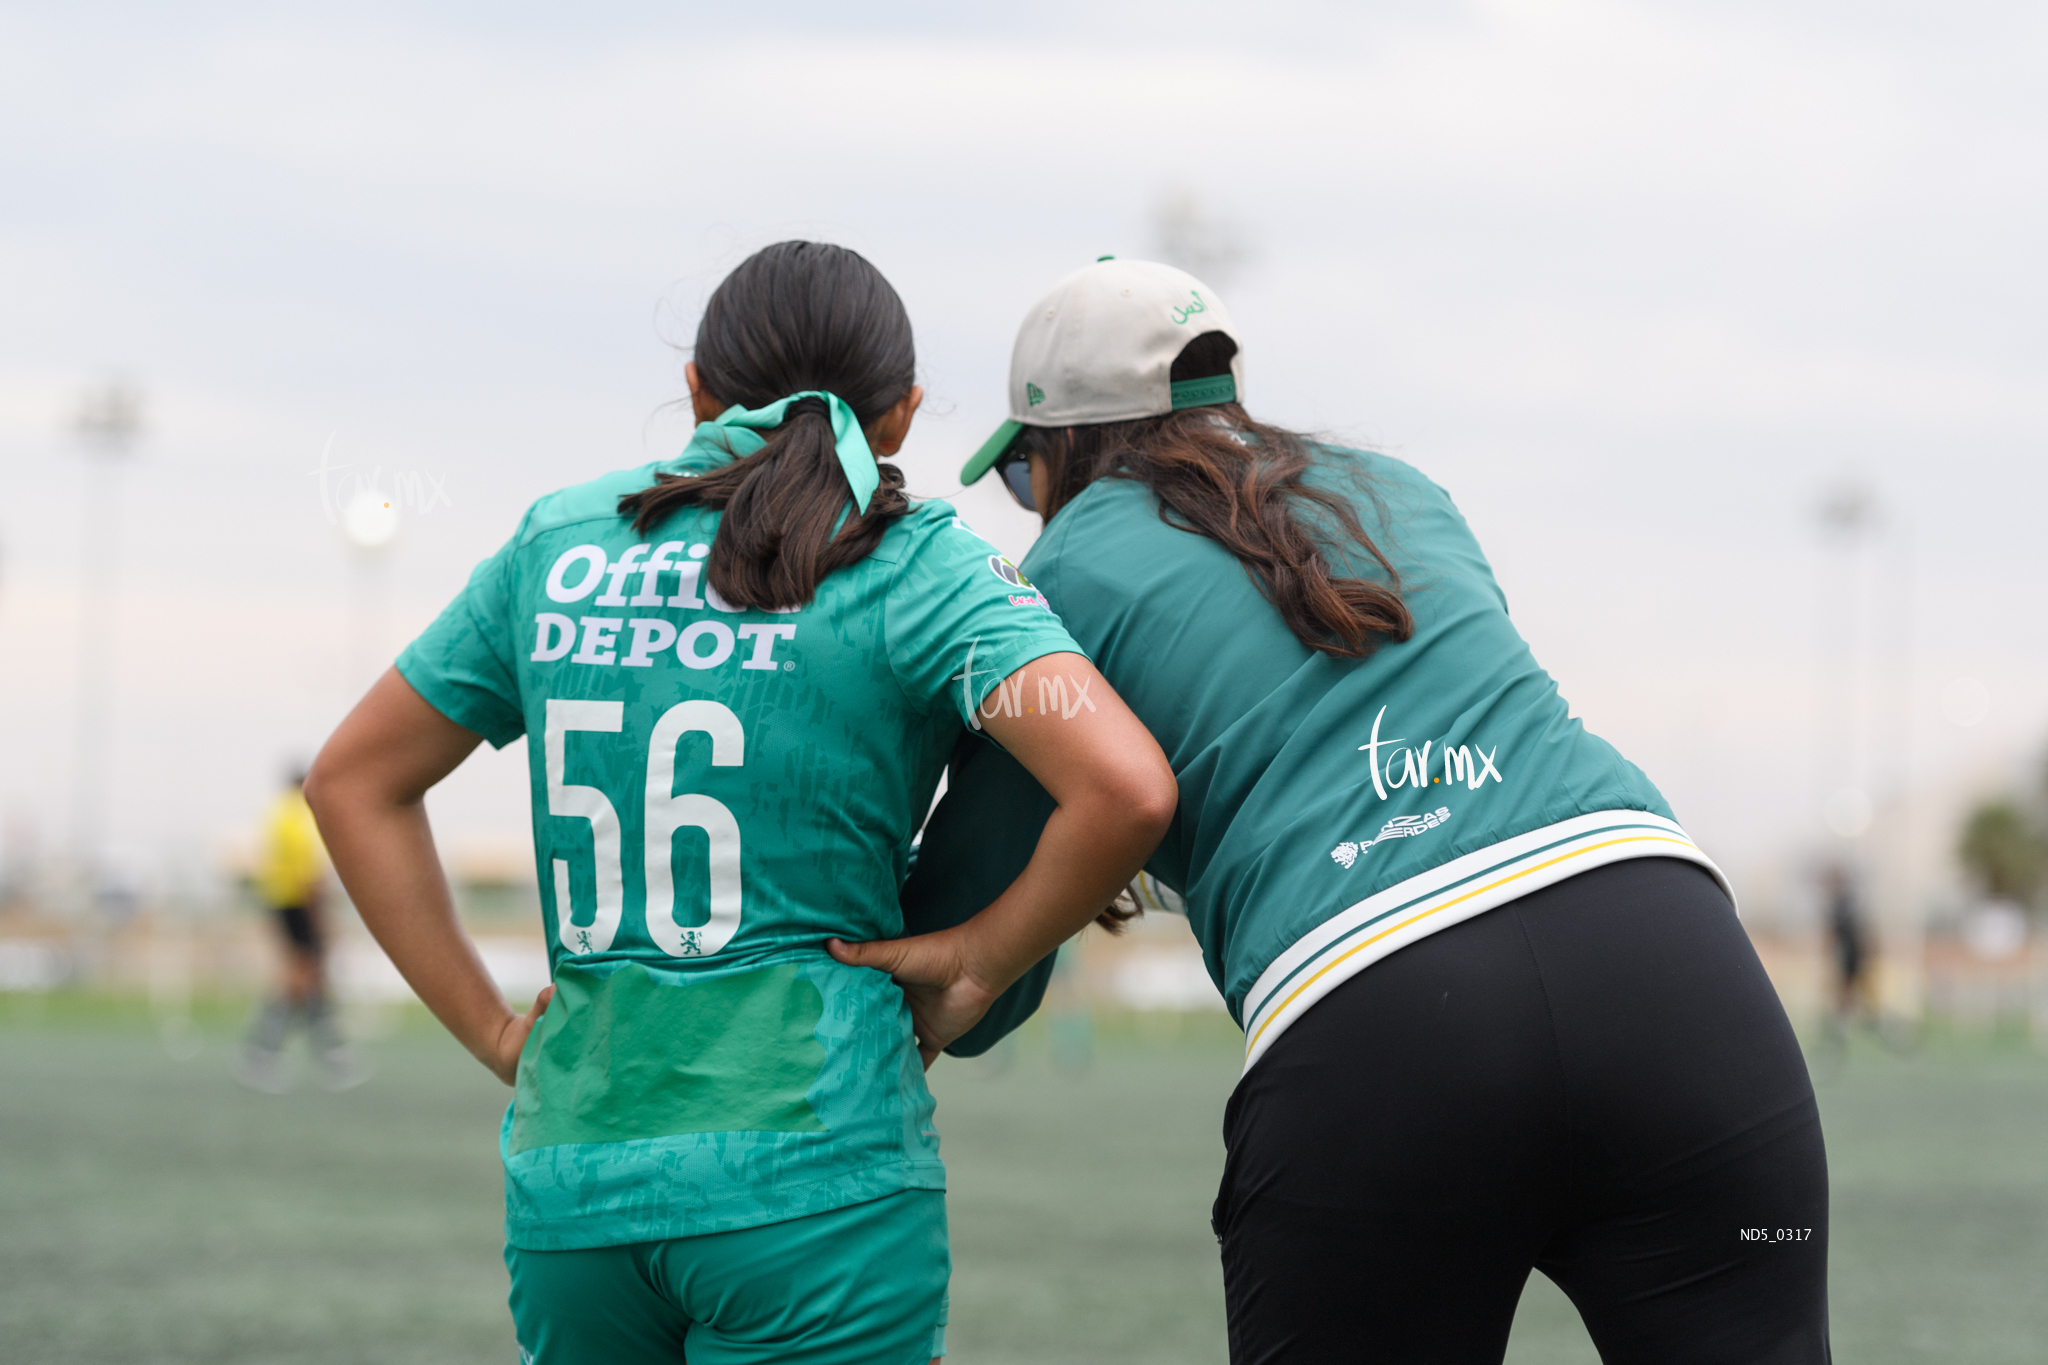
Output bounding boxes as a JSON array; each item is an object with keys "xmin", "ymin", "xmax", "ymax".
[{"xmin": 848, "ymin": 258, "xmax": 1828, "ymax": 1365}]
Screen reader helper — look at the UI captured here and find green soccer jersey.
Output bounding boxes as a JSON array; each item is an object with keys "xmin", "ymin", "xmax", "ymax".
[
  {"xmin": 910, "ymin": 446, "xmax": 1728, "ymax": 1072},
  {"xmin": 396, "ymin": 446, "xmax": 1082, "ymax": 1251}
]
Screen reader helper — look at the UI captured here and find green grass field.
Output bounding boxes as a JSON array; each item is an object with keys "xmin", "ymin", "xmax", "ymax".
[{"xmin": 3, "ymin": 997, "xmax": 2046, "ymax": 1363}]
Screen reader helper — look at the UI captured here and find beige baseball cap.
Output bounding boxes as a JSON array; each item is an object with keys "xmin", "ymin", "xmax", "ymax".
[{"xmin": 961, "ymin": 256, "xmax": 1245, "ymax": 485}]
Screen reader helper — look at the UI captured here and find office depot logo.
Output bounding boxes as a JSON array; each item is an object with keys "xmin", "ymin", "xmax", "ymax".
[{"xmin": 532, "ymin": 542, "xmax": 797, "ymax": 673}]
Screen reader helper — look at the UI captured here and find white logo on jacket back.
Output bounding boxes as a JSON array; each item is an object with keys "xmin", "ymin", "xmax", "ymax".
[
  {"xmin": 1329, "ymin": 706, "xmax": 1506, "ymax": 871},
  {"xmin": 1357, "ymin": 706, "xmax": 1504, "ymax": 799},
  {"xmin": 1331, "ymin": 807, "xmax": 1451, "ymax": 869}
]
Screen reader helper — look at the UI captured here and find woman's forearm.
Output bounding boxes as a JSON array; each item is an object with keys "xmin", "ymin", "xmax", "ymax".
[
  {"xmin": 315, "ymin": 786, "xmax": 518, "ymax": 1074},
  {"xmin": 305, "ymin": 668, "xmax": 540, "ymax": 1084},
  {"xmin": 948, "ymin": 793, "xmax": 1163, "ymax": 1000},
  {"xmin": 828, "ymin": 654, "xmax": 1176, "ymax": 1060},
  {"xmin": 953, "ymin": 654, "xmax": 1176, "ymax": 997}
]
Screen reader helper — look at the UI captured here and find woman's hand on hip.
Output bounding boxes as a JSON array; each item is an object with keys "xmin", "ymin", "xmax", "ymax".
[
  {"xmin": 488, "ymin": 984, "xmax": 556, "ymax": 1085},
  {"xmin": 836, "ymin": 653, "xmax": 1174, "ymax": 1068},
  {"xmin": 828, "ymin": 930, "xmax": 997, "ymax": 1069}
]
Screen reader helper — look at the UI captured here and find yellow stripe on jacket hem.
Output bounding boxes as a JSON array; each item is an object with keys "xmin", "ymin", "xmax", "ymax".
[{"xmin": 1238, "ymin": 813, "xmax": 1727, "ymax": 1074}]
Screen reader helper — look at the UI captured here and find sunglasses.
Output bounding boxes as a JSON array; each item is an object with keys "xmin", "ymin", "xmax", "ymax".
[{"xmin": 994, "ymin": 450, "xmax": 1036, "ymax": 511}]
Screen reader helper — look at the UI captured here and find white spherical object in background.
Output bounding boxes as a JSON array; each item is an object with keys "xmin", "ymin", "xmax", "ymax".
[{"xmin": 343, "ymin": 489, "xmax": 400, "ymax": 549}]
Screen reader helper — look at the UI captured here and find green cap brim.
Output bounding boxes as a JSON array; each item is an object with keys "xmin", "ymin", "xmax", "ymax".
[{"xmin": 961, "ymin": 419, "xmax": 1025, "ymax": 486}]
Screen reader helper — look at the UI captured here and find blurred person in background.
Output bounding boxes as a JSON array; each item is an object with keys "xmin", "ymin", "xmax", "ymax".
[
  {"xmin": 1818, "ymin": 862, "xmax": 1916, "ymax": 1058},
  {"xmin": 853, "ymin": 258, "xmax": 1831, "ymax": 1365},
  {"xmin": 238, "ymin": 764, "xmax": 362, "ymax": 1092},
  {"xmin": 306, "ymin": 242, "xmax": 1174, "ymax": 1365},
  {"xmin": 1823, "ymin": 862, "xmax": 1875, "ymax": 1037}
]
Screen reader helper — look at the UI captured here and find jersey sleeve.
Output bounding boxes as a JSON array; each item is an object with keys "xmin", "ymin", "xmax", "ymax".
[
  {"xmin": 883, "ymin": 506, "xmax": 1087, "ymax": 727},
  {"xmin": 394, "ymin": 536, "xmax": 526, "ymax": 748}
]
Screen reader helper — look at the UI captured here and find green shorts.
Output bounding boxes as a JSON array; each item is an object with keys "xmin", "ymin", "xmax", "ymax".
[{"xmin": 506, "ymin": 1189, "xmax": 948, "ymax": 1365}]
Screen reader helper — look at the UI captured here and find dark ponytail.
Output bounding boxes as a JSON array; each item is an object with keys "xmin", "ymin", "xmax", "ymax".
[
  {"xmin": 1024, "ymin": 332, "xmax": 1413, "ymax": 658},
  {"xmin": 618, "ymin": 241, "xmax": 916, "ymax": 609}
]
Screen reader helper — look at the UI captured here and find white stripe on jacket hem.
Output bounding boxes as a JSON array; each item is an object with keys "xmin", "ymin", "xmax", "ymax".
[{"xmin": 1238, "ymin": 810, "xmax": 1730, "ymax": 1074}]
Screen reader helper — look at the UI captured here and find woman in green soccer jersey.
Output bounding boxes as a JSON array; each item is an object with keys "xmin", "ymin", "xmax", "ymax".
[
  {"xmin": 304, "ymin": 242, "xmax": 1176, "ymax": 1365},
  {"xmin": 850, "ymin": 258, "xmax": 1830, "ymax": 1364}
]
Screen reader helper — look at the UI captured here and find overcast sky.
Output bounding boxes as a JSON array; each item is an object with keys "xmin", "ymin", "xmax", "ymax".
[{"xmin": 2, "ymin": 0, "xmax": 2042, "ymax": 914}]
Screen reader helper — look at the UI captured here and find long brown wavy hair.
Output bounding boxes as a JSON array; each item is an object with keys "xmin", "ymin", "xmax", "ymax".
[
  {"xmin": 1019, "ymin": 332, "xmax": 1413, "ymax": 658},
  {"xmin": 617, "ymin": 242, "xmax": 915, "ymax": 610}
]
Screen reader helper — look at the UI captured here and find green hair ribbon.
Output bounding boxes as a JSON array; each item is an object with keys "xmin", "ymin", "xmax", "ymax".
[{"xmin": 675, "ymin": 390, "xmax": 880, "ymax": 515}]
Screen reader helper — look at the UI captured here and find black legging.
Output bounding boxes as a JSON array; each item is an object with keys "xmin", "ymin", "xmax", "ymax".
[{"xmin": 1213, "ymin": 858, "xmax": 1829, "ymax": 1364}]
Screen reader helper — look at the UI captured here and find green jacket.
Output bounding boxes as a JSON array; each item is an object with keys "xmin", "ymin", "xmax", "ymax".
[{"xmin": 907, "ymin": 447, "xmax": 1725, "ymax": 1070}]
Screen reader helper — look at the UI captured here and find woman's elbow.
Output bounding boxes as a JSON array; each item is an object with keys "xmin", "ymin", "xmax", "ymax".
[
  {"xmin": 302, "ymin": 736, "xmax": 380, "ymax": 823},
  {"xmin": 1117, "ymin": 764, "xmax": 1180, "ymax": 845},
  {"xmin": 300, "ymin": 748, "xmax": 343, "ymax": 823}
]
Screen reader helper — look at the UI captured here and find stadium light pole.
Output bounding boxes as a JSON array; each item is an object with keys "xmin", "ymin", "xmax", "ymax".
[
  {"xmin": 70, "ymin": 378, "xmax": 143, "ymax": 916},
  {"xmin": 1816, "ymin": 479, "xmax": 1878, "ymax": 845},
  {"xmin": 341, "ymin": 486, "xmax": 400, "ymax": 694},
  {"xmin": 1816, "ymin": 478, "xmax": 1923, "ymax": 1018}
]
